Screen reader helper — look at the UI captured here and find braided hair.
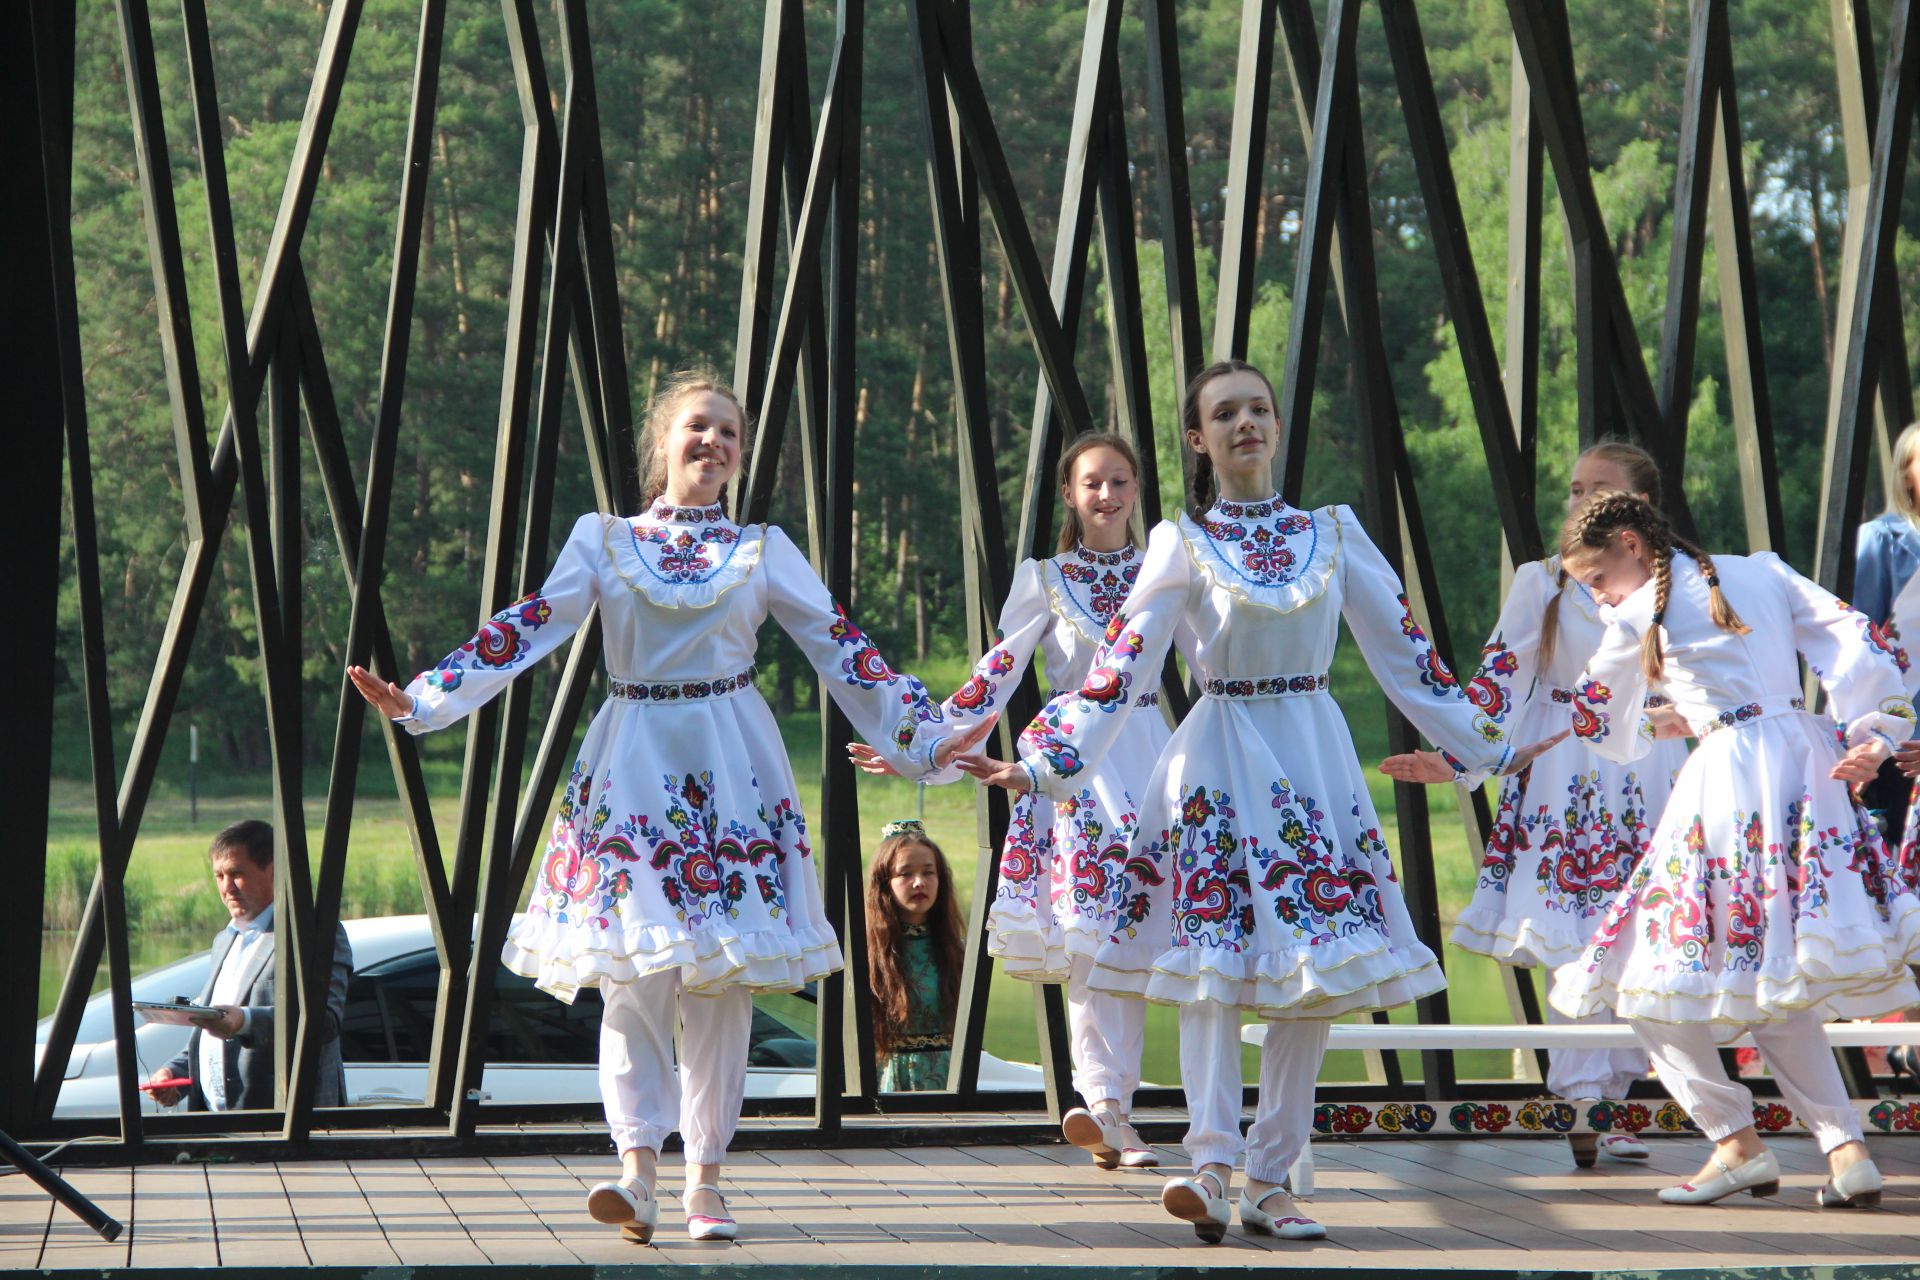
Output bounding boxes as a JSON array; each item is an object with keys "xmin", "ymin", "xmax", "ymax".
[
  {"xmin": 1559, "ymin": 492, "xmax": 1748, "ymax": 681},
  {"xmin": 1539, "ymin": 440, "xmax": 1665, "ymax": 668}
]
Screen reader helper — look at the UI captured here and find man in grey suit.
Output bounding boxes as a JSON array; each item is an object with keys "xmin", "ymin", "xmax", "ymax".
[{"xmin": 147, "ymin": 820, "xmax": 353, "ymax": 1110}]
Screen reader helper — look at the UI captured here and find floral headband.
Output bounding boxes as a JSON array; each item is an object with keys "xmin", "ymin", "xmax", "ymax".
[{"xmin": 879, "ymin": 818, "xmax": 925, "ymax": 840}]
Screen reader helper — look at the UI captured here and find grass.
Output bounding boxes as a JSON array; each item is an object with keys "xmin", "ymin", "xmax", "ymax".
[{"xmin": 41, "ymin": 643, "xmax": 1535, "ymax": 1088}]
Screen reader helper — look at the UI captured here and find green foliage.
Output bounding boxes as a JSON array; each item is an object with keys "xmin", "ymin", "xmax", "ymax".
[{"xmin": 52, "ymin": 0, "xmax": 1914, "ymax": 786}]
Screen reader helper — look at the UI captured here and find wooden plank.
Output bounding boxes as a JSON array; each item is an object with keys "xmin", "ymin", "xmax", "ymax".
[
  {"xmin": 275, "ymin": 1160, "xmax": 400, "ymax": 1266},
  {"xmin": 1386, "ymin": 1134, "xmax": 1913, "ymax": 1265},
  {"xmin": 345, "ymin": 1158, "xmax": 489, "ymax": 1265},
  {"xmin": 417, "ymin": 1156, "xmax": 579, "ymax": 1265},
  {"xmin": 204, "ymin": 1161, "xmax": 308, "ymax": 1266},
  {"xmin": 0, "ymin": 1172, "xmax": 53, "ymax": 1269},
  {"xmin": 34, "ymin": 1164, "xmax": 129, "ymax": 1270},
  {"xmin": 489, "ymin": 1154, "xmax": 663, "ymax": 1266},
  {"xmin": 128, "ymin": 1163, "xmax": 217, "ymax": 1267}
]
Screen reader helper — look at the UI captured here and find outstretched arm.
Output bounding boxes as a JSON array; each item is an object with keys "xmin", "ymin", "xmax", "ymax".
[{"xmin": 352, "ymin": 513, "xmax": 604, "ymax": 734}]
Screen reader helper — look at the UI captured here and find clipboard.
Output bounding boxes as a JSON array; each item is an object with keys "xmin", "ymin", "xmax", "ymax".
[{"xmin": 132, "ymin": 998, "xmax": 224, "ymax": 1027}]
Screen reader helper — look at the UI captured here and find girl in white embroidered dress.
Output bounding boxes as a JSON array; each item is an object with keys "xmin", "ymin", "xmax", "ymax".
[
  {"xmin": 957, "ymin": 361, "xmax": 1560, "ymax": 1243},
  {"xmin": 1380, "ymin": 442, "xmax": 1687, "ymax": 1167},
  {"xmin": 1545, "ymin": 493, "xmax": 1920, "ymax": 1207},
  {"xmin": 852, "ymin": 432, "xmax": 1169, "ymax": 1169},
  {"xmin": 348, "ymin": 370, "xmax": 988, "ymax": 1243}
]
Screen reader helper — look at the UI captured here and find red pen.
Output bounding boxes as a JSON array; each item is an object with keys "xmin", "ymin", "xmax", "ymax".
[{"xmin": 138, "ymin": 1076, "xmax": 193, "ymax": 1093}]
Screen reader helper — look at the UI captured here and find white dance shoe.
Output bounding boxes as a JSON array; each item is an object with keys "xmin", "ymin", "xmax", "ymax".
[
  {"xmin": 1600, "ymin": 1133, "xmax": 1650, "ymax": 1161},
  {"xmin": 683, "ymin": 1183, "xmax": 738, "ymax": 1241},
  {"xmin": 1817, "ymin": 1157, "xmax": 1883, "ymax": 1209},
  {"xmin": 1239, "ymin": 1184, "xmax": 1326, "ymax": 1240},
  {"xmin": 1161, "ymin": 1169, "xmax": 1232, "ymax": 1244},
  {"xmin": 585, "ymin": 1175, "xmax": 659, "ymax": 1244},
  {"xmin": 1062, "ymin": 1107, "xmax": 1157, "ymax": 1169},
  {"xmin": 1656, "ymin": 1149, "xmax": 1780, "ymax": 1204}
]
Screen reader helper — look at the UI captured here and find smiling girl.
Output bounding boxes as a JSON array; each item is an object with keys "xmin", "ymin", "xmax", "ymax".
[
  {"xmin": 1542, "ymin": 492, "xmax": 1920, "ymax": 1208},
  {"xmin": 348, "ymin": 367, "xmax": 988, "ymax": 1244},
  {"xmin": 957, "ymin": 360, "xmax": 1560, "ymax": 1242},
  {"xmin": 853, "ymin": 432, "xmax": 1169, "ymax": 1168}
]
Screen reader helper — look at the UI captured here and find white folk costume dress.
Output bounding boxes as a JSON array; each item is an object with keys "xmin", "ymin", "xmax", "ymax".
[
  {"xmin": 392, "ymin": 501, "xmax": 951, "ymax": 1161},
  {"xmin": 935, "ymin": 543, "xmax": 1170, "ymax": 1109},
  {"xmin": 1011, "ymin": 497, "xmax": 1513, "ymax": 1182},
  {"xmin": 1450, "ymin": 558, "xmax": 1688, "ymax": 1102},
  {"xmin": 1548, "ymin": 551, "xmax": 1920, "ymax": 1153}
]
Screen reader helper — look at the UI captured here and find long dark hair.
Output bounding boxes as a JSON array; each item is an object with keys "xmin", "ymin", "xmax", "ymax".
[
  {"xmin": 864, "ymin": 830, "xmax": 963, "ymax": 1059},
  {"xmin": 1180, "ymin": 358, "xmax": 1278, "ymax": 519},
  {"xmin": 1055, "ymin": 432, "xmax": 1141, "ymax": 554}
]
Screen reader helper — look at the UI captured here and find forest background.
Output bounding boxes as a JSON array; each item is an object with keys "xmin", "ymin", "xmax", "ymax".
[{"xmin": 39, "ymin": 0, "xmax": 1920, "ymax": 1071}]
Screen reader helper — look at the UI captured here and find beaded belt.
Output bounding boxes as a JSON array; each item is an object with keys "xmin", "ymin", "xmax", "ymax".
[
  {"xmin": 891, "ymin": 1032, "xmax": 952, "ymax": 1054},
  {"xmin": 1551, "ymin": 686, "xmax": 1672, "ymax": 710},
  {"xmin": 609, "ymin": 666, "xmax": 757, "ymax": 703},
  {"xmin": 1202, "ymin": 673, "xmax": 1329, "ymax": 699},
  {"xmin": 1694, "ymin": 694, "xmax": 1806, "ymax": 738},
  {"xmin": 1049, "ymin": 687, "xmax": 1159, "ymax": 708}
]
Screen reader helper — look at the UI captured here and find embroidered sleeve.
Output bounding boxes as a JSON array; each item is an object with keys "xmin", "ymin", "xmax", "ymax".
[
  {"xmin": 1563, "ymin": 608, "xmax": 1654, "ymax": 764},
  {"xmin": 1758, "ymin": 551, "xmax": 1916, "ymax": 752},
  {"xmin": 1015, "ymin": 520, "xmax": 1193, "ymax": 800},
  {"xmin": 1335, "ymin": 505, "xmax": 1512, "ymax": 780},
  {"xmin": 394, "ymin": 513, "xmax": 602, "ymax": 735},
  {"xmin": 763, "ymin": 526, "xmax": 949, "ymax": 778},
  {"xmin": 914, "ymin": 559, "xmax": 1053, "ymax": 786}
]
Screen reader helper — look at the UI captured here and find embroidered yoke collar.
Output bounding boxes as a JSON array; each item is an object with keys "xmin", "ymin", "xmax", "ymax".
[
  {"xmin": 1182, "ymin": 496, "xmax": 1340, "ymax": 612},
  {"xmin": 1070, "ymin": 542, "xmax": 1136, "ymax": 568},
  {"xmin": 643, "ymin": 498, "xmax": 730, "ymax": 524},
  {"xmin": 609, "ymin": 503, "xmax": 759, "ymax": 606},
  {"xmin": 1049, "ymin": 541, "xmax": 1142, "ymax": 638}
]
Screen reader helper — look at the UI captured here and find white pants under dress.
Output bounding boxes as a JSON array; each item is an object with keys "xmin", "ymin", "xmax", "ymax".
[{"xmin": 598, "ymin": 969, "xmax": 752, "ymax": 1164}]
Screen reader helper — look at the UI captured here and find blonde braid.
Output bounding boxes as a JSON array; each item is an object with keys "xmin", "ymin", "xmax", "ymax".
[
  {"xmin": 1681, "ymin": 543, "xmax": 1750, "ymax": 637},
  {"xmin": 1642, "ymin": 545, "xmax": 1673, "ymax": 680},
  {"xmin": 1538, "ymin": 563, "xmax": 1568, "ymax": 669},
  {"xmin": 1561, "ymin": 492, "xmax": 1751, "ymax": 682}
]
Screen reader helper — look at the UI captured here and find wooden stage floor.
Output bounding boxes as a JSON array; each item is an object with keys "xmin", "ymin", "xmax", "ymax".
[{"xmin": 4, "ymin": 1131, "xmax": 1920, "ymax": 1274}]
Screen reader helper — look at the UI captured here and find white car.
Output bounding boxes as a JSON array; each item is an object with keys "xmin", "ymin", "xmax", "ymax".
[{"xmin": 37, "ymin": 914, "xmax": 1042, "ymax": 1116}]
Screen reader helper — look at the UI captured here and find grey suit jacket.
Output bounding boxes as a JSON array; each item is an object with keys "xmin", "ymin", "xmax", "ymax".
[{"xmin": 163, "ymin": 918, "xmax": 353, "ymax": 1110}]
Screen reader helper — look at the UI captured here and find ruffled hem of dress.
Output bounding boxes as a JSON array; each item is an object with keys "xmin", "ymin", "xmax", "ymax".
[
  {"xmin": 1089, "ymin": 928, "xmax": 1445, "ymax": 1018},
  {"xmin": 984, "ymin": 901, "xmax": 1107, "ymax": 982},
  {"xmin": 1176, "ymin": 509, "xmax": 1342, "ymax": 614},
  {"xmin": 1550, "ymin": 896, "xmax": 1920, "ymax": 1025},
  {"xmin": 600, "ymin": 515, "xmax": 766, "ymax": 609},
  {"xmin": 1450, "ymin": 900, "xmax": 1598, "ymax": 969},
  {"xmin": 502, "ymin": 916, "xmax": 843, "ymax": 1004}
]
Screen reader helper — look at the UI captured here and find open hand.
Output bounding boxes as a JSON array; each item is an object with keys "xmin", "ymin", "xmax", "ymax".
[
  {"xmin": 931, "ymin": 716, "xmax": 998, "ymax": 772},
  {"xmin": 1832, "ymin": 740, "xmax": 1888, "ymax": 784},
  {"xmin": 347, "ymin": 665, "xmax": 412, "ymax": 719},
  {"xmin": 1376, "ymin": 750, "xmax": 1453, "ymax": 784},
  {"xmin": 1502, "ymin": 730, "xmax": 1568, "ymax": 775},
  {"xmin": 953, "ymin": 751, "xmax": 1033, "ymax": 793},
  {"xmin": 846, "ymin": 743, "xmax": 902, "ymax": 777}
]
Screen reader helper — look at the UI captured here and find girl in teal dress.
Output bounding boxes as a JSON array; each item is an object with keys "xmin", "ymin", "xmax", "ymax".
[{"xmin": 865, "ymin": 821, "xmax": 963, "ymax": 1090}]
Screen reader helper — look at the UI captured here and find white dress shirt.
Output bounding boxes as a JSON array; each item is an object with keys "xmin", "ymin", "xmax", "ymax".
[{"xmin": 198, "ymin": 904, "xmax": 274, "ymax": 1110}]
